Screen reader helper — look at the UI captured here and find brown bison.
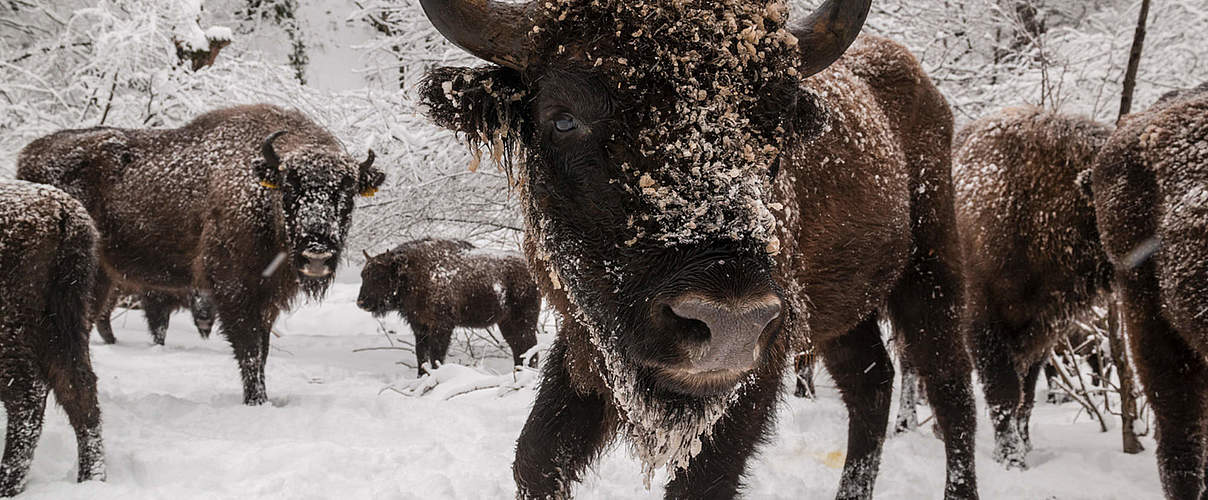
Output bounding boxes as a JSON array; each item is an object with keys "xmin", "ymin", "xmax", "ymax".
[
  {"xmin": 0, "ymin": 180, "xmax": 105, "ymax": 496},
  {"xmin": 356, "ymin": 238, "xmax": 540, "ymax": 376},
  {"xmin": 418, "ymin": 0, "xmax": 977, "ymax": 498},
  {"xmin": 1093, "ymin": 85, "xmax": 1208, "ymax": 499},
  {"xmin": 16, "ymin": 104, "xmax": 385, "ymax": 405},
  {"xmin": 95, "ymin": 288, "xmax": 216, "ymax": 345},
  {"xmin": 953, "ymin": 106, "xmax": 1113, "ymax": 469}
]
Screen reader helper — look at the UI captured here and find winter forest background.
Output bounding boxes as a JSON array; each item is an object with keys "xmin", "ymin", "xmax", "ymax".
[{"xmin": 3, "ymin": 0, "xmax": 1207, "ymax": 257}]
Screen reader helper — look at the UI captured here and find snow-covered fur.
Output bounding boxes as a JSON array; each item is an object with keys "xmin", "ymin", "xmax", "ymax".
[
  {"xmin": 953, "ymin": 106, "xmax": 1113, "ymax": 469},
  {"xmin": 95, "ymin": 289, "xmax": 216, "ymax": 345},
  {"xmin": 357, "ymin": 238, "xmax": 540, "ymax": 376},
  {"xmin": 16, "ymin": 104, "xmax": 385, "ymax": 405},
  {"xmin": 0, "ymin": 180, "xmax": 105, "ymax": 496},
  {"xmin": 1093, "ymin": 86, "xmax": 1208, "ymax": 500},
  {"xmin": 419, "ymin": 1, "xmax": 978, "ymax": 497}
]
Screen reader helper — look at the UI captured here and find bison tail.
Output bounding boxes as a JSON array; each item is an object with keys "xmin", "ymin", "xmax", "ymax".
[{"xmin": 46, "ymin": 202, "xmax": 100, "ymax": 361}]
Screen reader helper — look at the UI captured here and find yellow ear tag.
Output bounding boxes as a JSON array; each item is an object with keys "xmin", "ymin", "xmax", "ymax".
[
  {"xmin": 259, "ymin": 181, "xmax": 280, "ymax": 190},
  {"xmin": 360, "ymin": 187, "xmax": 377, "ymax": 198}
]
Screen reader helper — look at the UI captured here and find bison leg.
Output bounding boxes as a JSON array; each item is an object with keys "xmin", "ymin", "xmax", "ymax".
[
  {"xmin": 969, "ymin": 317, "xmax": 1025, "ymax": 469},
  {"xmin": 428, "ymin": 325, "xmax": 454, "ymax": 369},
  {"xmin": 893, "ymin": 360, "xmax": 921, "ymax": 434},
  {"xmin": 0, "ymin": 355, "xmax": 48, "ymax": 497},
  {"xmin": 499, "ymin": 317, "xmax": 538, "ymax": 369},
  {"xmin": 1119, "ymin": 267, "xmax": 1208, "ymax": 500},
  {"xmin": 46, "ymin": 345, "xmax": 105, "ymax": 482},
  {"xmin": 140, "ymin": 291, "xmax": 177, "ymax": 346},
  {"xmin": 92, "ymin": 274, "xmax": 117, "ymax": 344},
  {"xmin": 1017, "ymin": 362, "xmax": 1042, "ymax": 453},
  {"xmin": 820, "ymin": 315, "xmax": 892, "ymax": 500},
  {"xmin": 216, "ymin": 300, "xmax": 272, "ymax": 405},
  {"xmin": 889, "ymin": 253, "xmax": 978, "ymax": 499},
  {"xmin": 664, "ymin": 367, "xmax": 781, "ymax": 499},
  {"xmin": 514, "ymin": 338, "xmax": 612, "ymax": 499},
  {"xmin": 411, "ymin": 324, "xmax": 433, "ymax": 377}
]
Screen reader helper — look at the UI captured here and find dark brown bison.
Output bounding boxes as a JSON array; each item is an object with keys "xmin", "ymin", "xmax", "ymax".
[
  {"xmin": 94, "ymin": 288, "xmax": 216, "ymax": 345},
  {"xmin": 953, "ymin": 106, "xmax": 1113, "ymax": 469},
  {"xmin": 356, "ymin": 238, "xmax": 540, "ymax": 376},
  {"xmin": 16, "ymin": 104, "xmax": 385, "ymax": 405},
  {"xmin": 0, "ymin": 180, "xmax": 105, "ymax": 496},
  {"xmin": 1093, "ymin": 85, "xmax": 1208, "ymax": 499},
  {"xmin": 418, "ymin": 0, "xmax": 977, "ymax": 498}
]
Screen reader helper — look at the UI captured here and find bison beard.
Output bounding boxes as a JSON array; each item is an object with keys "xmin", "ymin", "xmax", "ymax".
[{"xmin": 419, "ymin": 0, "xmax": 978, "ymax": 498}]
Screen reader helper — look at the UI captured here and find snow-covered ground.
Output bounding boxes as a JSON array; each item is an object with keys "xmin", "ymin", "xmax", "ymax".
[{"xmin": 11, "ymin": 280, "xmax": 1162, "ymax": 499}]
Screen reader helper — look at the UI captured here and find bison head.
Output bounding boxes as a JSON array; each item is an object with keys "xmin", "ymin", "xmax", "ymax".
[
  {"xmin": 420, "ymin": 0, "xmax": 864, "ymax": 410},
  {"xmin": 356, "ymin": 249, "xmax": 405, "ymax": 316},
  {"xmin": 254, "ymin": 131, "xmax": 385, "ymax": 290}
]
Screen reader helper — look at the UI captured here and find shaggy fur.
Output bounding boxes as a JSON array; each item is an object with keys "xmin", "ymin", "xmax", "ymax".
[
  {"xmin": 953, "ymin": 106, "xmax": 1113, "ymax": 469},
  {"xmin": 421, "ymin": 0, "xmax": 977, "ymax": 494},
  {"xmin": 0, "ymin": 180, "xmax": 105, "ymax": 496},
  {"xmin": 357, "ymin": 239, "xmax": 540, "ymax": 376},
  {"xmin": 1093, "ymin": 86, "xmax": 1208, "ymax": 499},
  {"xmin": 94, "ymin": 289, "xmax": 216, "ymax": 345},
  {"xmin": 16, "ymin": 104, "xmax": 385, "ymax": 405}
]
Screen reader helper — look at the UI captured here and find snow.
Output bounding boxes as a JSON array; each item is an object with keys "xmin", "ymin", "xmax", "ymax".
[{"xmin": 6, "ymin": 280, "xmax": 1163, "ymax": 499}]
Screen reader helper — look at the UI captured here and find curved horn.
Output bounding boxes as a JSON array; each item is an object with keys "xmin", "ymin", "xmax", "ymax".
[
  {"xmin": 362, "ymin": 249, "xmax": 372, "ymax": 260},
  {"xmin": 261, "ymin": 130, "xmax": 288, "ymax": 169},
  {"xmin": 360, "ymin": 149, "xmax": 376, "ymax": 170},
  {"xmin": 418, "ymin": 0, "xmax": 536, "ymax": 70},
  {"xmin": 793, "ymin": 0, "xmax": 872, "ymax": 77}
]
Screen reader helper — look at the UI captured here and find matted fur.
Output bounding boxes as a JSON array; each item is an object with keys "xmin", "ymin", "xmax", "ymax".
[
  {"xmin": 0, "ymin": 180, "xmax": 105, "ymax": 495},
  {"xmin": 1093, "ymin": 87, "xmax": 1208, "ymax": 499},
  {"xmin": 16, "ymin": 104, "xmax": 384, "ymax": 405},
  {"xmin": 954, "ymin": 106, "xmax": 1113, "ymax": 469}
]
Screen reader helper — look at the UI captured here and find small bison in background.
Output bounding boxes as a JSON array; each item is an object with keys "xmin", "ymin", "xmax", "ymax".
[
  {"xmin": 1093, "ymin": 85, "xmax": 1208, "ymax": 499},
  {"xmin": 357, "ymin": 239, "xmax": 540, "ymax": 376},
  {"xmin": 0, "ymin": 180, "xmax": 105, "ymax": 496},
  {"xmin": 954, "ymin": 106, "xmax": 1113, "ymax": 469},
  {"xmin": 17, "ymin": 104, "xmax": 385, "ymax": 405},
  {"xmin": 95, "ymin": 289, "xmax": 216, "ymax": 345}
]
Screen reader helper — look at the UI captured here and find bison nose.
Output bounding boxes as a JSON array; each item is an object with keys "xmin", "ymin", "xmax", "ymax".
[
  {"xmin": 301, "ymin": 250, "xmax": 334, "ymax": 278},
  {"xmin": 666, "ymin": 293, "xmax": 782, "ymax": 373}
]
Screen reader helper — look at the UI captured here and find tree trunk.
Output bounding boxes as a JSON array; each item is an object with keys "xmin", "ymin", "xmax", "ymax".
[
  {"xmin": 1117, "ymin": 0, "xmax": 1151, "ymax": 121},
  {"xmin": 1108, "ymin": 296, "xmax": 1145, "ymax": 454}
]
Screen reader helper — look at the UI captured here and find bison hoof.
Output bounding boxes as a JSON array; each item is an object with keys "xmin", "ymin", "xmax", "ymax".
[{"xmin": 992, "ymin": 442, "xmax": 1028, "ymax": 470}]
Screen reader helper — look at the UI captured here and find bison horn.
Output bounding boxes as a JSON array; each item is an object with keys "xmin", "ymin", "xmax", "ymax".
[
  {"xmin": 361, "ymin": 149, "xmax": 376, "ymax": 170},
  {"xmin": 418, "ymin": 0, "xmax": 536, "ymax": 70},
  {"xmin": 261, "ymin": 130, "xmax": 288, "ymax": 170},
  {"xmin": 793, "ymin": 0, "xmax": 872, "ymax": 77}
]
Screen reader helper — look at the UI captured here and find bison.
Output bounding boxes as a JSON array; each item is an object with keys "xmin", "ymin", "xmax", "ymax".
[
  {"xmin": 1093, "ymin": 85, "xmax": 1208, "ymax": 499},
  {"xmin": 0, "ymin": 180, "xmax": 105, "ymax": 496},
  {"xmin": 17, "ymin": 104, "xmax": 385, "ymax": 405},
  {"xmin": 417, "ymin": 0, "xmax": 977, "ymax": 498},
  {"xmin": 356, "ymin": 238, "xmax": 540, "ymax": 376},
  {"xmin": 953, "ymin": 106, "xmax": 1114, "ymax": 469},
  {"xmin": 95, "ymin": 289, "xmax": 216, "ymax": 345}
]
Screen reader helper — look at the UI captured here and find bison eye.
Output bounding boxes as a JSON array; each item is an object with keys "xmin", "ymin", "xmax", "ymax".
[{"xmin": 553, "ymin": 114, "xmax": 578, "ymax": 133}]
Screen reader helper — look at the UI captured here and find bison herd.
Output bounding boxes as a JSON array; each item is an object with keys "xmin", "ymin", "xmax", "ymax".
[{"xmin": 0, "ymin": 0, "xmax": 1204, "ymax": 499}]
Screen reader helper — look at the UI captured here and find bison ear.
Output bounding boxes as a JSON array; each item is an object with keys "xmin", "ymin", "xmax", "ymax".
[
  {"xmin": 419, "ymin": 66, "xmax": 529, "ymax": 164},
  {"xmin": 254, "ymin": 131, "xmax": 287, "ymax": 189},
  {"xmin": 789, "ymin": 87, "xmax": 831, "ymax": 143},
  {"xmin": 358, "ymin": 149, "xmax": 385, "ymax": 197}
]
